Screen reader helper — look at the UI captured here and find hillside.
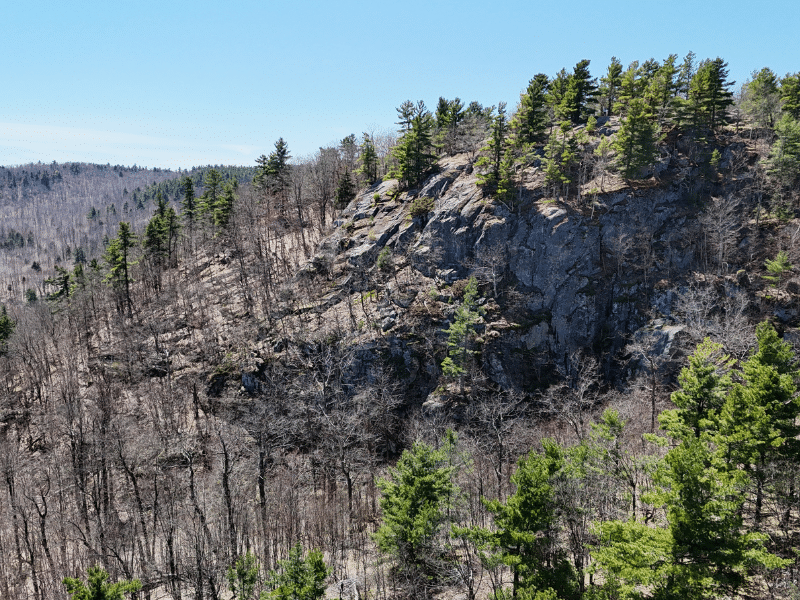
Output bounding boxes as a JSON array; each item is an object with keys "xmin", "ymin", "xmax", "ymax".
[{"xmin": 2, "ymin": 57, "xmax": 800, "ymax": 600}]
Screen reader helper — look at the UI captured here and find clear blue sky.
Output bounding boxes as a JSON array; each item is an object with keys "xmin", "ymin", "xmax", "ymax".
[{"xmin": 2, "ymin": 0, "xmax": 797, "ymax": 169}]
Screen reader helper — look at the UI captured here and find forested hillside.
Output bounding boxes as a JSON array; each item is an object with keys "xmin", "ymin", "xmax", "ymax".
[
  {"xmin": 2, "ymin": 54, "xmax": 800, "ymax": 600},
  {"xmin": 0, "ymin": 163, "xmax": 256, "ymax": 304}
]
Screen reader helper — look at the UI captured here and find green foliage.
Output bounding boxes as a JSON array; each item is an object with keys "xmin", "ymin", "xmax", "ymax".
[
  {"xmin": 228, "ymin": 551, "xmax": 261, "ymax": 600},
  {"xmin": 543, "ymin": 121, "xmax": 577, "ymax": 194},
  {"xmin": 683, "ymin": 57, "xmax": 734, "ymax": 135},
  {"xmin": 765, "ymin": 114, "xmax": 800, "ymax": 190},
  {"xmin": 376, "ymin": 248, "xmax": 392, "ymax": 272},
  {"xmin": 613, "ymin": 98, "xmax": 662, "ymax": 179},
  {"xmin": 780, "ymin": 72, "xmax": 800, "ymax": 120},
  {"xmin": 45, "ymin": 265, "xmax": 72, "ymax": 301},
  {"xmin": 265, "ymin": 543, "xmax": 328, "ymax": 600},
  {"xmin": 105, "ymin": 221, "xmax": 137, "ymax": 314},
  {"xmin": 0, "ymin": 305, "xmax": 14, "ymax": 355},
  {"xmin": 25, "ymin": 288, "xmax": 38, "ymax": 304},
  {"xmin": 599, "ymin": 57, "xmax": 623, "ymax": 116},
  {"xmin": 593, "ymin": 330, "xmax": 792, "ymax": 599},
  {"xmin": 763, "ymin": 250, "xmax": 793, "ymax": 286},
  {"xmin": 388, "ymin": 100, "xmax": 436, "ymax": 189},
  {"xmin": 409, "ymin": 195, "xmax": 435, "ymax": 218},
  {"xmin": 375, "ymin": 431, "xmax": 458, "ymax": 571},
  {"xmin": 511, "ymin": 74, "xmax": 550, "ymax": 147},
  {"xmin": 334, "ymin": 169, "xmax": 356, "ymax": 209},
  {"xmin": 742, "ymin": 67, "xmax": 782, "ymax": 128},
  {"xmin": 358, "ymin": 133, "xmax": 379, "ymax": 184},
  {"xmin": 660, "ymin": 338, "xmax": 733, "ymax": 439},
  {"xmin": 441, "ymin": 277, "xmax": 483, "ymax": 382},
  {"xmin": 465, "ymin": 440, "xmax": 578, "ymax": 599},
  {"xmin": 63, "ymin": 565, "xmax": 141, "ymax": 600}
]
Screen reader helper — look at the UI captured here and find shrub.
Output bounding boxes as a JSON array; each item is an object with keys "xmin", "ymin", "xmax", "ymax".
[
  {"xmin": 409, "ymin": 196, "xmax": 435, "ymax": 218},
  {"xmin": 377, "ymin": 248, "xmax": 392, "ymax": 272}
]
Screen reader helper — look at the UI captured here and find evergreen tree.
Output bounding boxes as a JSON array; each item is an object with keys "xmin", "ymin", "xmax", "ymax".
[
  {"xmin": 511, "ymin": 74, "xmax": 550, "ymax": 148},
  {"xmin": 685, "ymin": 57, "xmax": 735, "ymax": 135},
  {"xmin": 105, "ymin": 221, "xmax": 137, "ymax": 315},
  {"xmin": 476, "ymin": 102, "xmax": 510, "ymax": 188},
  {"xmin": 614, "ymin": 61, "xmax": 645, "ymax": 116},
  {"xmin": 265, "ymin": 544, "xmax": 328, "ymax": 600},
  {"xmin": 334, "ymin": 169, "xmax": 356, "ymax": 209},
  {"xmin": 227, "ymin": 552, "xmax": 261, "ymax": 600},
  {"xmin": 63, "ymin": 565, "xmax": 141, "ymax": 600},
  {"xmin": 465, "ymin": 441, "xmax": 577, "ymax": 599},
  {"xmin": 358, "ymin": 133, "xmax": 379, "ymax": 184},
  {"xmin": 599, "ymin": 57, "xmax": 623, "ymax": 117},
  {"xmin": 441, "ymin": 277, "xmax": 483, "ymax": 390},
  {"xmin": 214, "ymin": 181, "xmax": 237, "ymax": 229},
  {"xmin": 389, "ymin": 101, "xmax": 436, "ymax": 189},
  {"xmin": 676, "ymin": 51, "xmax": 696, "ymax": 100},
  {"xmin": 255, "ymin": 138, "xmax": 292, "ymax": 216},
  {"xmin": 646, "ymin": 54, "xmax": 679, "ymax": 123},
  {"xmin": 718, "ymin": 322, "xmax": 800, "ymax": 526},
  {"xmin": 543, "ymin": 121, "xmax": 577, "ymax": 196},
  {"xmin": 742, "ymin": 67, "xmax": 782, "ymax": 128},
  {"xmin": 45, "ymin": 265, "xmax": 72, "ymax": 301},
  {"xmin": 780, "ymin": 72, "xmax": 800, "ymax": 120},
  {"xmin": 0, "ymin": 305, "xmax": 14, "ymax": 355},
  {"xmin": 561, "ymin": 59, "xmax": 599, "ymax": 125},
  {"xmin": 613, "ymin": 98, "xmax": 662, "ymax": 179},
  {"xmin": 200, "ymin": 168, "xmax": 223, "ymax": 217},
  {"xmin": 765, "ymin": 113, "xmax": 800, "ymax": 189},
  {"xmin": 375, "ymin": 431, "xmax": 458, "ymax": 573}
]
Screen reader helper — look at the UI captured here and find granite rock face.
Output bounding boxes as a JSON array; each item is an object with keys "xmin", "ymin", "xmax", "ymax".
[{"xmin": 318, "ymin": 156, "xmax": 697, "ymax": 391}]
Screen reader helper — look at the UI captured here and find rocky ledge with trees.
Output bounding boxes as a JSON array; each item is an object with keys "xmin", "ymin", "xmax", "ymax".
[{"xmin": 2, "ymin": 53, "xmax": 800, "ymax": 600}]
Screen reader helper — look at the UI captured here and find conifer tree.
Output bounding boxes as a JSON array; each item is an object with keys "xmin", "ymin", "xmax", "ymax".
[
  {"xmin": 334, "ymin": 169, "xmax": 356, "ymax": 209},
  {"xmin": 0, "ymin": 305, "xmax": 14, "ymax": 355},
  {"xmin": 389, "ymin": 101, "xmax": 435, "ymax": 189},
  {"xmin": 358, "ymin": 133, "xmax": 379, "ymax": 184},
  {"xmin": 105, "ymin": 221, "xmax": 137, "ymax": 315},
  {"xmin": 45, "ymin": 265, "xmax": 72, "ymax": 301},
  {"xmin": 511, "ymin": 74, "xmax": 550, "ymax": 148},
  {"xmin": 685, "ymin": 57, "xmax": 735, "ymax": 135},
  {"xmin": 613, "ymin": 98, "xmax": 662, "ymax": 179},
  {"xmin": 63, "ymin": 565, "xmax": 141, "ymax": 600},
  {"xmin": 375, "ymin": 431, "xmax": 458, "ymax": 574},
  {"xmin": 599, "ymin": 57, "xmax": 623, "ymax": 116},
  {"xmin": 265, "ymin": 544, "xmax": 329, "ymax": 600},
  {"xmin": 780, "ymin": 72, "xmax": 800, "ymax": 120}
]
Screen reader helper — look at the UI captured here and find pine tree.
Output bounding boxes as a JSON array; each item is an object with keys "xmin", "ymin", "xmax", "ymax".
[
  {"xmin": 105, "ymin": 221, "xmax": 137, "ymax": 315},
  {"xmin": 718, "ymin": 322, "xmax": 800, "ymax": 526},
  {"xmin": 613, "ymin": 98, "xmax": 662, "ymax": 179},
  {"xmin": 561, "ymin": 59, "xmax": 599, "ymax": 125},
  {"xmin": 441, "ymin": 277, "xmax": 483, "ymax": 390},
  {"xmin": 463, "ymin": 441, "xmax": 576, "ymax": 599},
  {"xmin": 375, "ymin": 431, "xmax": 458, "ymax": 573},
  {"xmin": 334, "ymin": 169, "xmax": 356, "ymax": 209},
  {"xmin": 511, "ymin": 74, "xmax": 550, "ymax": 148},
  {"xmin": 765, "ymin": 113, "xmax": 800, "ymax": 189},
  {"xmin": 389, "ymin": 101, "xmax": 436, "ymax": 189},
  {"xmin": 598, "ymin": 57, "xmax": 623, "ymax": 117},
  {"xmin": 685, "ymin": 57, "xmax": 735, "ymax": 135},
  {"xmin": 0, "ymin": 305, "xmax": 14, "ymax": 355},
  {"xmin": 476, "ymin": 102, "xmax": 511, "ymax": 193},
  {"xmin": 265, "ymin": 544, "xmax": 328, "ymax": 600},
  {"xmin": 780, "ymin": 72, "xmax": 800, "ymax": 120},
  {"xmin": 63, "ymin": 565, "xmax": 141, "ymax": 600},
  {"xmin": 45, "ymin": 265, "xmax": 72, "ymax": 301},
  {"xmin": 358, "ymin": 133, "xmax": 379, "ymax": 184},
  {"xmin": 214, "ymin": 181, "xmax": 237, "ymax": 229}
]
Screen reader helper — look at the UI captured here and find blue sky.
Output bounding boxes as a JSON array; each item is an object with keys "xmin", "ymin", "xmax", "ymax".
[{"xmin": 2, "ymin": 0, "xmax": 797, "ymax": 169}]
